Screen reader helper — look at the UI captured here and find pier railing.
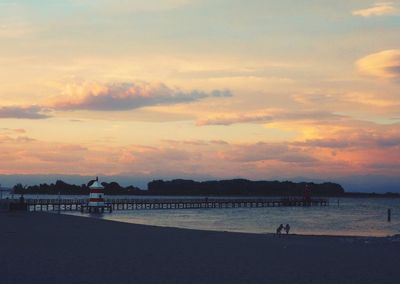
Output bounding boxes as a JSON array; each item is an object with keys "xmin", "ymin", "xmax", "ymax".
[{"xmin": 23, "ymin": 197, "xmax": 329, "ymax": 212}]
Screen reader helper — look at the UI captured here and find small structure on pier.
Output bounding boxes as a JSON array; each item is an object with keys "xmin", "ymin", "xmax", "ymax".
[
  {"xmin": 304, "ymin": 184, "xmax": 312, "ymax": 204},
  {"xmin": 81, "ymin": 177, "xmax": 112, "ymax": 213}
]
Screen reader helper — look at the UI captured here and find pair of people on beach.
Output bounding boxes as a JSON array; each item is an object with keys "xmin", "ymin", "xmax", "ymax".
[{"xmin": 276, "ymin": 224, "xmax": 290, "ymax": 236}]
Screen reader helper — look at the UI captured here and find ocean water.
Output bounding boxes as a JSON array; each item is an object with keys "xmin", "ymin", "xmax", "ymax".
[
  {"xmin": 2, "ymin": 192, "xmax": 399, "ymax": 237},
  {"xmin": 57, "ymin": 197, "xmax": 400, "ymax": 237}
]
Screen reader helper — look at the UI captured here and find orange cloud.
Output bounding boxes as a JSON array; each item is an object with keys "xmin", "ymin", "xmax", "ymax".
[
  {"xmin": 1, "ymin": 124, "xmax": 399, "ymax": 179},
  {"xmin": 352, "ymin": 2, "xmax": 399, "ymax": 17},
  {"xmin": 357, "ymin": 49, "xmax": 400, "ymax": 79},
  {"xmin": 298, "ymin": 123, "xmax": 400, "ymax": 149}
]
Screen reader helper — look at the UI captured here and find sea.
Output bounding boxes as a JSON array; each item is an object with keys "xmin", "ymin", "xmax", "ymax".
[{"xmin": 2, "ymin": 192, "xmax": 400, "ymax": 237}]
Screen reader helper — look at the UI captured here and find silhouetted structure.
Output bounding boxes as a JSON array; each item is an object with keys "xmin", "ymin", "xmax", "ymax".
[
  {"xmin": 13, "ymin": 178, "xmax": 400, "ymax": 197},
  {"xmin": 148, "ymin": 179, "xmax": 344, "ymax": 196}
]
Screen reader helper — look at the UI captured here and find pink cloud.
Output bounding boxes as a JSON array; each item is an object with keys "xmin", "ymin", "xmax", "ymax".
[{"xmin": 1, "ymin": 122, "xmax": 399, "ymax": 178}]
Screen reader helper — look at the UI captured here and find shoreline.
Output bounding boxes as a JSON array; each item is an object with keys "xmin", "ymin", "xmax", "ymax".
[
  {"xmin": 63, "ymin": 211, "xmax": 399, "ymax": 239},
  {"xmin": 2, "ymin": 211, "xmax": 400, "ymax": 284}
]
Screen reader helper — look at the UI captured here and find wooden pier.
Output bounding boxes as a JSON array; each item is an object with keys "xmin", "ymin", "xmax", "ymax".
[{"xmin": 24, "ymin": 197, "xmax": 329, "ymax": 212}]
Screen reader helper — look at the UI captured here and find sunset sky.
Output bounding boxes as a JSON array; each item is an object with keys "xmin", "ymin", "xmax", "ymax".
[{"xmin": 1, "ymin": 1, "xmax": 400, "ymax": 189}]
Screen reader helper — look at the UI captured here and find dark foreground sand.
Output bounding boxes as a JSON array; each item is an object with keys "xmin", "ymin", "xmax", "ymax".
[{"xmin": 1, "ymin": 212, "xmax": 400, "ymax": 284}]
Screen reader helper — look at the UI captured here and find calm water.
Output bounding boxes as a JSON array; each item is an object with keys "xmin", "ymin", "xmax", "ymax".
[
  {"xmin": 3, "ymin": 192, "xmax": 400, "ymax": 237},
  {"xmin": 68, "ymin": 197, "xmax": 399, "ymax": 237}
]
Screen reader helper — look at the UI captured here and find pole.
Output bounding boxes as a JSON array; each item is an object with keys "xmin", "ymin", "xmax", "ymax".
[
  {"xmin": 58, "ymin": 191, "xmax": 61, "ymax": 214},
  {"xmin": 388, "ymin": 208, "xmax": 391, "ymax": 222}
]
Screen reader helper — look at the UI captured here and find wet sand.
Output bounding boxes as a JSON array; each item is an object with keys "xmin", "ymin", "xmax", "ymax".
[{"xmin": 1, "ymin": 211, "xmax": 399, "ymax": 284}]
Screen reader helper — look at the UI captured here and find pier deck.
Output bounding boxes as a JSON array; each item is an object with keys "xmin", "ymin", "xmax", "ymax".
[{"xmin": 23, "ymin": 197, "xmax": 329, "ymax": 212}]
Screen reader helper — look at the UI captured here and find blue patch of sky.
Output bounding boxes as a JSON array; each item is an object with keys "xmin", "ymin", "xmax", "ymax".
[{"xmin": 5, "ymin": 0, "xmax": 399, "ymax": 59}]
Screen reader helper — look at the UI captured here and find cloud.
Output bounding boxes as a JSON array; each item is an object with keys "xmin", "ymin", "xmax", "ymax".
[
  {"xmin": 0, "ymin": 136, "xmax": 320, "ymax": 178},
  {"xmin": 223, "ymin": 142, "xmax": 318, "ymax": 164},
  {"xmin": 0, "ymin": 81, "xmax": 232, "ymax": 119},
  {"xmin": 209, "ymin": 89, "xmax": 233, "ymax": 97},
  {"xmin": 52, "ymin": 82, "xmax": 232, "ymax": 111},
  {"xmin": 296, "ymin": 124, "xmax": 400, "ymax": 149},
  {"xmin": 1, "ymin": 131, "xmax": 400, "ymax": 180},
  {"xmin": 292, "ymin": 91, "xmax": 400, "ymax": 117},
  {"xmin": 196, "ymin": 110, "xmax": 344, "ymax": 126},
  {"xmin": 357, "ymin": 49, "xmax": 400, "ymax": 79},
  {"xmin": 352, "ymin": 2, "xmax": 399, "ymax": 17},
  {"xmin": 0, "ymin": 106, "xmax": 51, "ymax": 119},
  {"xmin": 197, "ymin": 114, "xmax": 273, "ymax": 126}
]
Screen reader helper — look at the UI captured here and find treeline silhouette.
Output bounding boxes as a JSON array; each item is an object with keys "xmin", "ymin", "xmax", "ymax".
[
  {"xmin": 13, "ymin": 180, "xmax": 143, "ymax": 195},
  {"xmin": 12, "ymin": 178, "xmax": 346, "ymax": 196},
  {"xmin": 148, "ymin": 179, "xmax": 344, "ymax": 196}
]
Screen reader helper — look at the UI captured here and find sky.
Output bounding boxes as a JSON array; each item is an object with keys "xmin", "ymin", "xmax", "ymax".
[{"xmin": 0, "ymin": 0, "xmax": 400, "ymax": 190}]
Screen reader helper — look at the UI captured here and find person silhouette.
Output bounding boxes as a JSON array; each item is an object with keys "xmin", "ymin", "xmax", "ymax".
[
  {"xmin": 276, "ymin": 224, "xmax": 284, "ymax": 237},
  {"xmin": 284, "ymin": 224, "xmax": 290, "ymax": 235}
]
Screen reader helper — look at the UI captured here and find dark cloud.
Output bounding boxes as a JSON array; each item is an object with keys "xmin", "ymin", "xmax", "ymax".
[
  {"xmin": 386, "ymin": 66, "xmax": 400, "ymax": 76},
  {"xmin": 54, "ymin": 82, "xmax": 233, "ymax": 111},
  {"xmin": 375, "ymin": 137, "xmax": 400, "ymax": 148},
  {"xmin": 0, "ymin": 82, "xmax": 233, "ymax": 118},
  {"xmin": 210, "ymin": 89, "xmax": 232, "ymax": 97},
  {"xmin": 0, "ymin": 106, "xmax": 50, "ymax": 119}
]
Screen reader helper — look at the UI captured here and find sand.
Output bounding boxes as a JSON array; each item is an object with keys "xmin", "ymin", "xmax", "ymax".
[{"xmin": 1, "ymin": 211, "xmax": 399, "ymax": 284}]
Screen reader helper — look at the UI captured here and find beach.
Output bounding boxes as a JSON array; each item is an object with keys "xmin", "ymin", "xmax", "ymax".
[{"xmin": 1, "ymin": 212, "xmax": 400, "ymax": 284}]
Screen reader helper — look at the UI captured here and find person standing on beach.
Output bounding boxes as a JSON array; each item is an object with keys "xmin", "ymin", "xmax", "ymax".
[
  {"xmin": 284, "ymin": 224, "xmax": 290, "ymax": 235},
  {"xmin": 276, "ymin": 224, "xmax": 284, "ymax": 237}
]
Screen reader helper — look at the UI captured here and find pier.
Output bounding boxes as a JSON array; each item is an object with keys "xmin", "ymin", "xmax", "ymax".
[{"xmin": 23, "ymin": 197, "xmax": 329, "ymax": 212}]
